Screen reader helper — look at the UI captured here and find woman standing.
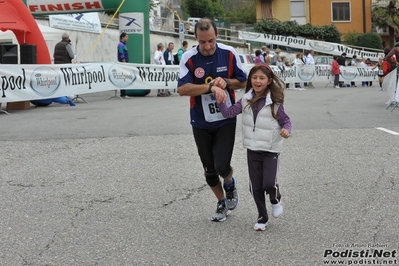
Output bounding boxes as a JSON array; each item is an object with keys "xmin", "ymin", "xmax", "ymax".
[{"xmin": 332, "ymin": 55, "xmax": 341, "ymax": 88}]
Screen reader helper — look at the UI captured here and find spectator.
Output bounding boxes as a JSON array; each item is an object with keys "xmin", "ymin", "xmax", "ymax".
[
  {"xmin": 177, "ymin": 40, "xmax": 188, "ymax": 63},
  {"xmin": 163, "ymin": 42, "xmax": 174, "ymax": 96},
  {"xmin": 365, "ymin": 58, "xmax": 374, "ymax": 87},
  {"xmin": 254, "ymin": 50, "xmax": 263, "ymax": 63},
  {"xmin": 270, "ymin": 48, "xmax": 281, "ymax": 66},
  {"xmin": 306, "ymin": 50, "xmax": 315, "ymax": 88},
  {"xmin": 260, "ymin": 46, "xmax": 268, "ymax": 63},
  {"xmin": 350, "ymin": 55, "xmax": 358, "ymax": 87},
  {"xmin": 359, "ymin": 58, "xmax": 367, "ymax": 87},
  {"xmin": 153, "ymin": 42, "xmax": 168, "ymax": 97},
  {"xmin": 292, "ymin": 53, "xmax": 305, "ymax": 90},
  {"xmin": 117, "ymin": 32, "xmax": 130, "ymax": 99},
  {"xmin": 332, "ymin": 55, "xmax": 341, "ymax": 88},
  {"xmin": 54, "ymin": 33, "xmax": 76, "ymax": 64}
]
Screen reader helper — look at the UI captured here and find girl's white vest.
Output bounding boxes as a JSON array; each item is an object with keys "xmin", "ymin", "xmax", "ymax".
[{"xmin": 241, "ymin": 90, "xmax": 284, "ymax": 153}]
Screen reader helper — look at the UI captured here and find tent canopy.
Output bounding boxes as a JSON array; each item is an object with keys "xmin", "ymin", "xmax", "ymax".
[{"xmin": 0, "ymin": 24, "xmax": 64, "ymax": 42}]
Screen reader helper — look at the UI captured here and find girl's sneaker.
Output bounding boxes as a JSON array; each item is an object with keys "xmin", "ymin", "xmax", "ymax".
[
  {"xmin": 272, "ymin": 201, "xmax": 283, "ymax": 218},
  {"xmin": 254, "ymin": 217, "xmax": 268, "ymax": 231}
]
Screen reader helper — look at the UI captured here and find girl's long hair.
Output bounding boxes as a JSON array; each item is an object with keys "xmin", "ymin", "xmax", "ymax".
[{"xmin": 244, "ymin": 63, "xmax": 286, "ymax": 120}]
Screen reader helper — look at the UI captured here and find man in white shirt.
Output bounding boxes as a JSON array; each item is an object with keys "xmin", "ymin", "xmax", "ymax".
[
  {"xmin": 153, "ymin": 43, "xmax": 168, "ymax": 97},
  {"xmin": 306, "ymin": 50, "xmax": 315, "ymax": 88}
]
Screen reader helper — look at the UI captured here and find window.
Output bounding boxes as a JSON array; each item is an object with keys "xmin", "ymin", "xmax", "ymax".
[
  {"xmin": 290, "ymin": 0, "xmax": 305, "ymax": 17},
  {"xmin": 332, "ymin": 2, "xmax": 350, "ymax": 22}
]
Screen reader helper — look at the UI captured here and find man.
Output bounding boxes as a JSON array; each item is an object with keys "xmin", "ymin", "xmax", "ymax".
[
  {"xmin": 117, "ymin": 32, "xmax": 130, "ymax": 99},
  {"xmin": 177, "ymin": 18, "xmax": 247, "ymax": 222},
  {"xmin": 163, "ymin": 42, "xmax": 174, "ymax": 96},
  {"xmin": 153, "ymin": 42, "xmax": 168, "ymax": 97},
  {"xmin": 177, "ymin": 40, "xmax": 188, "ymax": 63},
  {"xmin": 350, "ymin": 55, "xmax": 358, "ymax": 87},
  {"xmin": 53, "ymin": 33, "xmax": 76, "ymax": 64},
  {"xmin": 163, "ymin": 42, "xmax": 174, "ymax": 65},
  {"xmin": 306, "ymin": 49, "xmax": 315, "ymax": 88},
  {"xmin": 337, "ymin": 52, "xmax": 346, "ymax": 66}
]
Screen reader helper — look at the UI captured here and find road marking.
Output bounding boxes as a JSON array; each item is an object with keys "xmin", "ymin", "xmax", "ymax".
[{"xmin": 375, "ymin": 127, "xmax": 399, "ymax": 136}]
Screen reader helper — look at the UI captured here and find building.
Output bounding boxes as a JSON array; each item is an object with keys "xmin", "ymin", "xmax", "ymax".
[{"xmin": 256, "ymin": 0, "xmax": 373, "ymax": 42}]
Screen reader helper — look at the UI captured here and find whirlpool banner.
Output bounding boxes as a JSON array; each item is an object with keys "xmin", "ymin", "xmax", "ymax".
[{"xmin": 0, "ymin": 62, "xmax": 378, "ymax": 103}]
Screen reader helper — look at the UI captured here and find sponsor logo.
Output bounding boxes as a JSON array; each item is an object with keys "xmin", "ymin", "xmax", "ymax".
[
  {"xmin": 238, "ymin": 32, "xmax": 260, "ymax": 40},
  {"xmin": 195, "ymin": 67, "xmax": 205, "ymax": 78},
  {"xmin": 108, "ymin": 64, "xmax": 136, "ymax": 88},
  {"xmin": 120, "ymin": 15, "xmax": 141, "ymax": 27},
  {"xmin": 30, "ymin": 67, "xmax": 61, "ymax": 96},
  {"xmin": 309, "ymin": 41, "xmax": 335, "ymax": 52},
  {"xmin": 298, "ymin": 65, "xmax": 315, "ymax": 81},
  {"xmin": 216, "ymin": 66, "xmax": 227, "ymax": 73},
  {"xmin": 340, "ymin": 68, "xmax": 358, "ymax": 80}
]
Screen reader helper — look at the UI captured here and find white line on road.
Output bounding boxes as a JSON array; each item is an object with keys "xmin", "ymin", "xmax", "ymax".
[{"xmin": 375, "ymin": 127, "xmax": 399, "ymax": 136}]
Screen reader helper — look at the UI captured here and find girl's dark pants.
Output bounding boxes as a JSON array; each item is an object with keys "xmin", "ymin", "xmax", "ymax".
[{"xmin": 247, "ymin": 149, "xmax": 281, "ymax": 222}]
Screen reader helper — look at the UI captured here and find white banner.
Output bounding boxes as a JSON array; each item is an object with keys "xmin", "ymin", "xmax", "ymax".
[
  {"xmin": 0, "ymin": 62, "xmax": 385, "ymax": 103},
  {"xmin": 239, "ymin": 31, "xmax": 385, "ymax": 62},
  {"xmin": 49, "ymin": 12, "xmax": 102, "ymax": 34}
]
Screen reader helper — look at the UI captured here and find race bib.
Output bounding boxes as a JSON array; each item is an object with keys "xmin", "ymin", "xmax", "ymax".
[
  {"xmin": 201, "ymin": 91, "xmax": 232, "ymax": 122},
  {"xmin": 378, "ymin": 69, "xmax": 383, "ymax": 75}
]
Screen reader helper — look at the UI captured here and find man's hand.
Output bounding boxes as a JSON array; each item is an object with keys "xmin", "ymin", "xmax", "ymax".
[{"xmin": 211, "ymin": 85, "xmax": 227, "ymax": 103}]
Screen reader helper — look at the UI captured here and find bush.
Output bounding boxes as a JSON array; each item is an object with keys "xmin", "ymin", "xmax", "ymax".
[{"xmin": 357, "ymin": 32, "xmax": 383, "ymax": 50}]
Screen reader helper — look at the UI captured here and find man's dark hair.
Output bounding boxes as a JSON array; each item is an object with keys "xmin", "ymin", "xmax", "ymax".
[
  {"xmin": 182, "ymin": 40, "xmax": 188, "ymax": 47},
  {"xmin": 195, "ymin": 18, "xmax": 218, "ymax": 37},
  {"xmin": 120, "ymin": 32, "xmax": 127, "ymax": 40}
]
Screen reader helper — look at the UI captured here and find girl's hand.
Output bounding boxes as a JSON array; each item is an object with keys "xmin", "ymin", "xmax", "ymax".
[{"xmin": 280, "ymin": 128, "xmax": 290, "ymax": 138}]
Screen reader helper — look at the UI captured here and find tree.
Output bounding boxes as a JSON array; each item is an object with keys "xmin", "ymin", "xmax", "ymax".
[
  {"xmin": 185, "ymin": 0, "xmax": 224, "ymax": 19},
  {"xmin": 372, "ymin": 0, "xmax": 399, "ymax": 48}
]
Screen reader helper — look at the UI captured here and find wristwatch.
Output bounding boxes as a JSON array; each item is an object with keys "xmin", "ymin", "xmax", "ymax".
[
  {"xmin": 224, "ymin": 78, "xmax": 231, "ymax": 88},
  {"xmin": 208, "ymin": 82, "xmax": 214, "ymax": 93}
]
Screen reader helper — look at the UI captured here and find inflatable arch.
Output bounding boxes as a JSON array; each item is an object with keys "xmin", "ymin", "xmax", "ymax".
[{"xmin": 1, "ymin": 0, "xmax": 149, "ymax": 65}]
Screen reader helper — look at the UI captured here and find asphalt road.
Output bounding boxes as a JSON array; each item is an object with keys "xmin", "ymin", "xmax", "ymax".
[{"xmin": 1, "ymin": 83, "xmax": 398, "ymax": 266}]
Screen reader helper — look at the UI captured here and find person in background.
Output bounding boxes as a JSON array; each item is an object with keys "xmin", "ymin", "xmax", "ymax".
[
  {"xmin": 254, "ymin": 49, "xmax": 263, "ymax": 64},
  {"xmin": 270, "ymin": 48, "xmax": 281, "ymax": 66},
  {"xmin": 260, "ymin": 46, "xmax": 268, "ymax": 63},
  {"xmin": 337, "ymin": 53, "xmax": 347, "ymax": 87},
  {"xmin": 292, "ymin": 53, "xmax": 305, "ymax": 90},
  {"xmin": 218, "ymin": 63, "xmax": 291, "ymax": 231},
  {"xmin": 332, "ymin": 55, "xmax": 341, "ymax": 88},
  {"xmin": 177, "ymin": 18, "xmax": 247, "ymax": 222},
  {"xmin": 53, "ymin": 32, "xmax": 78, "ymax": 104},
  {"xmin": 153, "ymin": 42, "xmax": 168, "ymax": 97},
  {"xmin": 350, "ymin": 55, "xmax": 358, "ymax": 87},
  {"xmin": 117, "ymin": 32, "xmax": 130, "ymax": 99},
  {"xmin": 177, "ymin": 40, "xmax": 188, "ymax": 63},
  {"xmin": 372, "ymin": 57, "xmax": 384, "ymax": 90},
  {"xmin": 306, "ymin": 49, "xmax": 315, "ymax": 88},
  {"xmin": 359, "ymin": 58, "xmax": 367, "ymax": 87},
  {"xmin": 163, "ymin": 42, "xmax": 174, "ymax": 96},
  {"xmin": 365, "ymin": 58, "xmax": 374, "ymax": 87},
  {"xmin": 54, "ymin": 33, "xmax": 77, "ymax": 64}
]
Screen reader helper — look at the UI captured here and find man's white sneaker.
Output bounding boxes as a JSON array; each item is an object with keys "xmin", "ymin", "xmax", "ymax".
[
  {"xmin": 334, "ymin": 86, "xmax": 340, "ymax": 89},
  {"xmin": 272, "ymin": 201, "xmax": 283, "ymax": 218}
]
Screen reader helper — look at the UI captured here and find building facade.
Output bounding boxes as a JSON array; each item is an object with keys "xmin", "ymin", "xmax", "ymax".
[{"xmin": 256, "ymin": 0, "xmax": 373, "ymax": 42}]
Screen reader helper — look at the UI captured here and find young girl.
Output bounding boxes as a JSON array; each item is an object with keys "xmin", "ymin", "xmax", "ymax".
[{"xmin": 218, "ymin": 63, "xmax": 292, "ymax": 231}]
